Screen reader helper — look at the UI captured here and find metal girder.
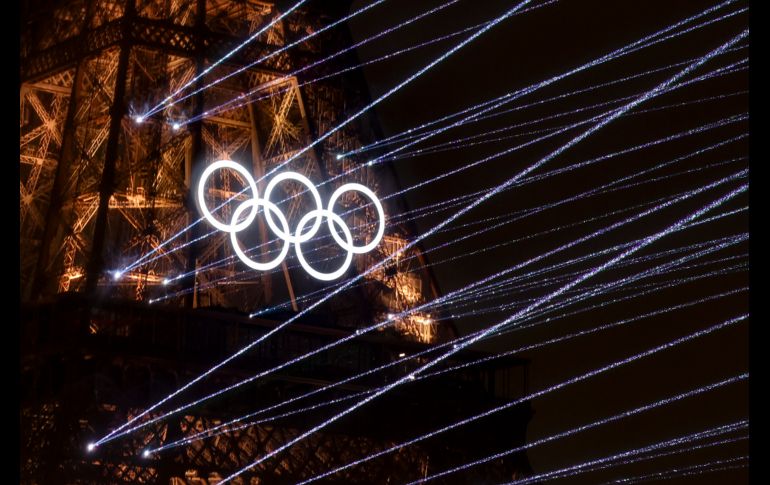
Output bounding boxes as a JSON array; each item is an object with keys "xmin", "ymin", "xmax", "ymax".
[
  {"xmin": 22, "ymin": 0, "xmax": 444, "ymax": 335},
  {"xmin": 21, "ymin": 297, "xmax": 531, "ymax": 484},
  {"xmin": 21, "ymin": 15, "xmax": 315, "ymax": 84}
]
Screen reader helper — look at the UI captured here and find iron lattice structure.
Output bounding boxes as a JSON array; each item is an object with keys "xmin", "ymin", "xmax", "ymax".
[
  {"xmin": 21, "ymin": 296, "xmax": 532, "ymax": 484},
  {"xmin": 20, "ymin": 1, "xmax": 532, "ymax": 483},
  {"xmin": 20, "ymin": 0, "xmax": 444, "ymax": 337}
]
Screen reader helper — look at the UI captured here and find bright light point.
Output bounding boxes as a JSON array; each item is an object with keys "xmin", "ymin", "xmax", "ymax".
[
  {"xmin": 398, "ymin": 352, "xmax": 406, "ymax": 358},
  {"xmin": 134, "ymin": 115, "xmax": 145, "ymax": 124},
  {"xmin": 172, "ymin": 122, "xmax": 181, "ymax": 131},
  {"xmin": 87, "ymin": 443, "xmax": 96, "ymax": 452},
  {"xmin": 367, "ymin": 161, "xmax": 374, "ymax": 166},
  {"xmin": 336, "ymin": 154, "xmax": 342, "ymax": 160},
  {"xmin": 408, "ymin": 374, "xmax": 416, "ymax": 381},
  {"xmin": 142, "ymin": 450, "xmax": 151, "ymax": 458},
  {"xmin": 387, "ymin": 313, "xmax": 394, "ymax": 319},
  {"xmin": 112, "ymin": 270, "xmax": 123, "ymax": 281},
  {"xmin": 163, "ymin": 278, "xmax": 170, "ymax": 285}
]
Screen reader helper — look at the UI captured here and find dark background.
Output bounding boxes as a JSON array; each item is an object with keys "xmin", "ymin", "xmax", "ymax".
[{"xmin": 347, "ymin": 0, "xmax": 749, "ymax": 482}]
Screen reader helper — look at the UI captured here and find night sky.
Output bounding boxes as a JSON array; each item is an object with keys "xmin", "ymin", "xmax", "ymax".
[{"xmin": 347, "ymin": 0, "xmax": 749, "ymax": 482}]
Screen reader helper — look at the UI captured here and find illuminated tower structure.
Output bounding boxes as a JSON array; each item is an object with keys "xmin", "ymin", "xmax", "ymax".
[
  {"xmin": 20, "ymin": 0, "xmax": 444, "ymax": 342},
  {"xmin": 21, "ymin": 0, "xmax": 532, "ymax": 482}
]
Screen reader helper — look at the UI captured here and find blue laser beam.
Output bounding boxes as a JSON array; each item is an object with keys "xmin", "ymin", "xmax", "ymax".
[
  {"xmin": 192, "ymin": 0, "xmax": 560, "ymax": 124},
  {"xmin": 339, "ymin": 2, "xmax": 744, "ymax": 160},
  {"xmin": 603, "ymin": 457, "xmax": 748, "ymax": 485},
  {"xmin": 151, "ymin": 279, "xmax": 746, "ymax": 453},
  {"xmin": 96, "ymin": 27, "xmax": 745, "ymax": 447},
  {"xmin": 99, "ymin": 164, "xmax": 748, "ymax": 446},
  {"xmin": 217, "ymin": 166, "xmax": 749, "ymax": 482},
  {"xmin": 163, "ymin": 0, "xmax": 394, "ymax": 119},
  {"xmin": 408, "ymin": 374, "xmax": 747, "ymax": 484},
  {"xmin": 296, "ymin": 317, "xmax": 747, "ymax": 484},
  {"xmin": 119, "ymin": 0, "xmax": 742, "ymax": 277},
  {"xmin": 116, "ymin": 0, "xmax": 541, "ymax": 279},
  {"xmin": 504, "ymin": 425, "xmax": 748, "ymax": 484}
]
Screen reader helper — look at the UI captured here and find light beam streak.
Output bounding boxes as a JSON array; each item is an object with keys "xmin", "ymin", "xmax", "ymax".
[
  {"xmin": 143, "ymin": 0, "xmax": 310, "ymax": 117},
  {"xmin": 573, "ymin": 434, "xmax": 748, "ymax": 483},
  {"xmin": 181, "ymin": 0, "xmax": 469, "ymax": 124},
  {"xmin": 149, "ymin": 63, "xmax": 748, "ymax": 303},
  {"xmin": 95, "ymin": 28, "xmax": 745, "ymax": 447},
  {"xmin": 408, "ymin": 374, "xmax": 747, "ymax": 484},
  {"xmin": 503, "ymin": 426, "xmax": 748, "ymax": 484},
  {"xmin": 346, "ymin": 46, "xmax": 744, "ymax": 153},
  {"xmin": 162, "ymin": 108, "xmax": 747, "ymax": 293},
  {"xmin": 161, "ymin": 0, "xmax": 393, "ymax": 119},
  {"xmin": 604, "ymin": 458, "xmax": 748, "ymax": 484},
  {"xmin": 150, "ymin": 281, "xmax": 746, "ymax": 453},
  {"xmin": 340, "ymin": 4, "xmax": 746, "ymax": 165},
  {"xmin": 155, "ymin": 135, "xmax": 746, "ymax": 302},
  {"xmin": 99, "ymin": 163, "xmax": 747, "ymax": 447},
  {"xmin": 146, "ymin": 226, "xmax": 747, "ymax": 448},
  {"xmin": 551, "ymin": 435, "xmax": 747, "ymax": 483},
  {"xmin": 119, "ymin": 0, "xmax": 742, "ymax": 276},
  {"xmin": 296, "ymin": 317, "xmax": 747, "ymax": 484},
  {"xmin": 116, "ymin": 0, "xmax": 540, "ymax": 277},
  {"xmin": 217, "ymin": 155, "xmax": 749, "ymax": 482}
]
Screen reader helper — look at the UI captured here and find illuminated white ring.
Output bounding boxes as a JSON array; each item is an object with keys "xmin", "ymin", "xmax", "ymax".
[
  {"xmin": 229, "ymin": 199, "xmax": 290, "ymax": 271},
  {"xmin": 294, "ymin": 209, "xmax": 354, "ymax": 281},
  {"xmin": 198, "ymin": 160, "xmax": 259, "ymax": 233},
  {"xmin": 327, "ymin": 183, "xmax": 385, "ymax": 254},
  {"xmin": 197, "ymin": 160, "xmax": 385, "ymax": 281},
  {"xmin": 263, "ymin": 171, "xmax": 324, "ymax": 244}
]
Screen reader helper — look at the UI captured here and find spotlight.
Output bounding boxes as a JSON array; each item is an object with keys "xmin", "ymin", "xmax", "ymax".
[
  {"xmin": 172, "ymin": 122, "xmax": 181, "ymax": 131},
  {"xmin": 112, "ymin": 270, "xmax": 123, "ymax": 281},
  {"xmin": 134, "ymin": 115, "xmax": 145, "ymax": 124},
  {"xmin": 86, "ymin": 443, "xmax": 96, "ymax": 452},
  {"xmin": 142, "ymin": 450, "xmax": 151, "ymax": 458}
]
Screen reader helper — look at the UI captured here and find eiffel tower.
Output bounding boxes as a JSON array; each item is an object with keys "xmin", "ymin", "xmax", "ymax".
[{"xmin": 20, "ymin": 1, "xmax": 532, "ymax": 482}]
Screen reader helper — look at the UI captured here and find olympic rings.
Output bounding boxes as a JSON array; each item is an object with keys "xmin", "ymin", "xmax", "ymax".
[{"xmin": 197, "ymin": 160, "xmax": 385, "ymax": 281}]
